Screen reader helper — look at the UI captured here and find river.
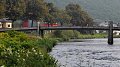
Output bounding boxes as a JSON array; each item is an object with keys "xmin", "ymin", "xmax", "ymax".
[{"xmin": 50, "ymin": 38, "xmax": 120, "ymax": 67}]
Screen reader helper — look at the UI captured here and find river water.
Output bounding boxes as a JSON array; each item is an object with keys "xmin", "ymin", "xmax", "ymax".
[{"xmin": 50, "ymin": 38, "xmax": 120, "ymax": 67}]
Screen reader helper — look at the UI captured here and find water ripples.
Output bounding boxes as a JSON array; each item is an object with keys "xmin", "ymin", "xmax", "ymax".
[{"xmin": 50, "ymin": 38, "xmax": 120, "ymax": 67}]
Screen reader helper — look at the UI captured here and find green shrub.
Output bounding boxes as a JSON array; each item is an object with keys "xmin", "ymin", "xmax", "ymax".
[
  {"xmin": 0, "ymin": 31, "xmax": 57, "ymax": 67},
  {"xmin": 35, "ymin": 38, "xmax": 57, "ymax": 52},
  {"xmin": 78, "ymin": 33, "xmax": 107, "ymax": 39},
  {"xmin": 6, "ymin": 31, "xmax": 29, "ymax": 42},
  {"xmin": 52, "ymin": 30, "xmax": 80, "ymax": 40},
  {"xmin": 46, "ymin": 30, "xmax": 108, "ymax": 40},
  {"xmin": 0, "ymin": 47, "xmax": 57, "ymax": 67}
]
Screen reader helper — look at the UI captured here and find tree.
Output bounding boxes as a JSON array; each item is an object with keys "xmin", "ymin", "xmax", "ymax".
[
  {"xmin": 5, "ymin": 0, "xmax": 26, "ymax": 21},
  {"xmin": 0, "ymin": 0, "xmax": 5, "ymax": 18},
  {"xmin": 66, "ymin": 3, "xmax": 93, "ymax": 33},
  {"xmin": 54, "ymin": 10, "xmax": 71, "ymax": 26},
  {"xmin": 45, "ymin": 3, "xmax": 57, "ymax": 26},
  {"xmin": 46, "ymin": 3, "xmax": 71, "ymax": 26},
  {"xmin": 24, "ymin": 0, "xmax": 49, "ymax": 20},
  {"xmin": 66, "ymin": 3, "xmax": 93, "ymax": 26},
  {"xmin": 23, "ymin": 0, "xmax": 49, "ymax": 27}
]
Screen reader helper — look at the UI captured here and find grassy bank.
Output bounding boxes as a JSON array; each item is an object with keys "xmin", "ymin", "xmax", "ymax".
[
  {"xmin": 0, "ymin": 31, "xmax": 57, "ymax": 67},
  {"xmin": 45, "ymin": 30, "xmax": 108, "ymax": 40},
  {"xmin": 45, "ymin": 30, "xmax": 120, "ymax": 40},
  {"xmin": 78, "ymin": 33, "xmax": 107, "ymax": 39},
  {"xmin": 78, "ymin": 33, "xmax": 120, "ymax": 39}
]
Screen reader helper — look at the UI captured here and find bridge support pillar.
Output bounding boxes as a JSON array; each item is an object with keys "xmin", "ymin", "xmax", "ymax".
[
  {"xmin": 40, "ymin": 30, "xmax": 44, "ymax": 38},
  {"xmin": 108, "ymin": 21, "xmax": 113, "ymax": 45}
]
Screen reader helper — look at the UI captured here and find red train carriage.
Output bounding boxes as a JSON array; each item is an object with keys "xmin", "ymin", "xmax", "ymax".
[{"xmin": 40, "ymin": 23, "xmax": 60, "ymax": 27}]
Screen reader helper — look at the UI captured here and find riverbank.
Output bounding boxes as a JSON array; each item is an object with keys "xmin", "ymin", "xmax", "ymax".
[
  {"xmin": 45, "ymin": 30, "xmax": 120, "ymax": 40},
  {"xmin": 0, "ymin": 31, "xmax": 58, "ymax": 67},
  {"xmin": 1, "ymin": 30, "xmax": 119, "ymax": 67}
]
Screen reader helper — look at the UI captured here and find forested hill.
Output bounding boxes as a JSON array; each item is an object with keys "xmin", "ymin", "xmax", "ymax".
[{"xmin": 45, "ymin": 0, "xmax": 120, "ymax": 22}]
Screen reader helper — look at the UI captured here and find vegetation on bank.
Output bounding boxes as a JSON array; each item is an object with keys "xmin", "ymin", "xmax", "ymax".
[
  {"xmin": 78, "ymin": 33, "xmax": 107, "ymax": 39},
  {"xmin": 0, "ymin": 31, "xmax": 57, "ymax": 67},
  {"xmin": 45, "ymin": 30, "xmax": 79, "ymax": 41},
  {"xmin": 1, "ymin": 30, "xmax": 120, "ymax": 67},
  {"xmin": 45, "ymin": 30, "xmax": 108, "ymax": 40}
]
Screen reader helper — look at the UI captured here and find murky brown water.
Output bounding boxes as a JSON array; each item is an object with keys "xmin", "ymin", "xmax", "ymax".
[{"xmin": 50, "ymin": 38, "xmax": 120, "ymax": 67}]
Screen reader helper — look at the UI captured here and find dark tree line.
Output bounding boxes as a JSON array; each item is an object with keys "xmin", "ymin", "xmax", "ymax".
[{"xmin": 0, "ymin": 0, "xmax": 93, "ymax": 33}]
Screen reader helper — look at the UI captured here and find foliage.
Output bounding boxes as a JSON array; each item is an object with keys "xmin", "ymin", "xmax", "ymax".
[
  {"xmin": 0, "ymin": 31, "xmax": 57, "ymax": 67},
  {"xmin": 65, "ymin": 3, "xmax": 94, "ymax": 33},
  {"xmin": 45, "ymin": 30, "xmax": 108, "ymax": 40},
  {"xmin": 65, "ymin": 3, "xmax": 93, "ymax": 26},
  {"xmin": 5, "ymin": 0, "xmax": 26, "ymax": 20},
  {"xmin": 49, "ymin": 30, "xmax": 80, "ymax": 41},
  {"xmin": 78, "ymin": 33, "xmax": 107, "ymax": 39},
  {"xmin": 34, "ymin": 38, "xmax": 57, "ymax": 52},
  {"xmin": 0, "ymin": 0, "xmax": 5, "ymax": 18},
  {"xmin": 0, "ymin": 47, "xmax": 57, "ymax": 67},
  {"xmin": 46, "ymin": 0, "xmax": 120, "ymax": 22},
  {"xmin": 44, "ymin": 3, "xmax": 71, "ymax": 26},
  {"xmin": 52, "ymin": 10, "xmax": 72, "ymax": 26},
  {"xmin": 24, "ymin": 0, "xmax": 49, "ymax": 20},
  {"xmin": 0, "ymin": 0, "xmax": 49, "ymax": 21},
  {"xmin": 0, "ymin": 0, "xmax": 94, "ymax": 28}
]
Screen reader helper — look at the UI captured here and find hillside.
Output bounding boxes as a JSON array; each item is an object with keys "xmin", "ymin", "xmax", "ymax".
[{"xmin": 45, "ymin": 0, "xmax": 120, "ymax": 22}]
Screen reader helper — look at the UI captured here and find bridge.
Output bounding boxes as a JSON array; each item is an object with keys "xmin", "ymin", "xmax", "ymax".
[
  {"xmin": 39, "ymin": 21, "xmax": 120, "ymax": 45},
  {"xmin": 0, "ymin": 21, "xmax": 120, "ymax": 45}
]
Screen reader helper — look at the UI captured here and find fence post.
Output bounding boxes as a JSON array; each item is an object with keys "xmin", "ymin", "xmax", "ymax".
[{"xmin": 108, "ymin": 21, "xmax": 113, "ymax": 45}]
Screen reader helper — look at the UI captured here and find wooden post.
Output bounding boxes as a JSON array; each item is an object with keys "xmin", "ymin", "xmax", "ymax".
[{"xmin": 108, "ymin": 21, "xmax": 113, "ymax": 45}]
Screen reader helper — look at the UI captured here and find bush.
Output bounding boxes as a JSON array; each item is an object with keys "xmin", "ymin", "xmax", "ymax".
[
  {"xmin": 35, "ymin": 38, "xmax": 57, "ymax": 52},
  {"xmin": 45, "ymin": 30, "xmax": 108, "ymax": 40},
  {"xmin": 0, "ymin": 47, "xmax": 57, "ymax": 67},
  {"xmin": 52, "ymin": 30, "xmax": 80, "ymax": 40},
  {"xmin": 0, "ymin": 31, "xmax": 57, "ymax": 67}
]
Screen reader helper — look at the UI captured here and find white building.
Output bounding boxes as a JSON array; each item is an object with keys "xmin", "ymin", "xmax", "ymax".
[
  {"xmin": 0, "ymin": 18, "xmax": 12, "ymax": 28},
  {"xmin": 0, "ymin": 22, "xmax": 2, "ymax": 28},
  {"xmin": 2, "ymin": 22, "xmax": 12, "ymax": 28}
]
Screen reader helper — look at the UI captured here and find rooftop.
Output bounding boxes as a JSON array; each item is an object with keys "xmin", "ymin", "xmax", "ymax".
[{"xmin": 0, "ymin": 18, "xmax": 12, "ymax": 22}]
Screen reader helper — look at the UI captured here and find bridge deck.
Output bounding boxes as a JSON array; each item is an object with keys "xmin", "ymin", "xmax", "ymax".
[
  {"xmin": 40, "ymin": 27, "xmax": 108, "ymax": 30},
  {"xmin": 40, "ymin": 26, "xmax": 120, "ymax": 30},
  {"xmin": 0, "ymin": 26, "xmax": 120, "ymax": 32}
]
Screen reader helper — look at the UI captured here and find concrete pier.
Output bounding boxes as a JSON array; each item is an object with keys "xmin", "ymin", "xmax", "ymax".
[{"xmin": 108, "ymin": 21, "xmax": 113, "ymax": 45}]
